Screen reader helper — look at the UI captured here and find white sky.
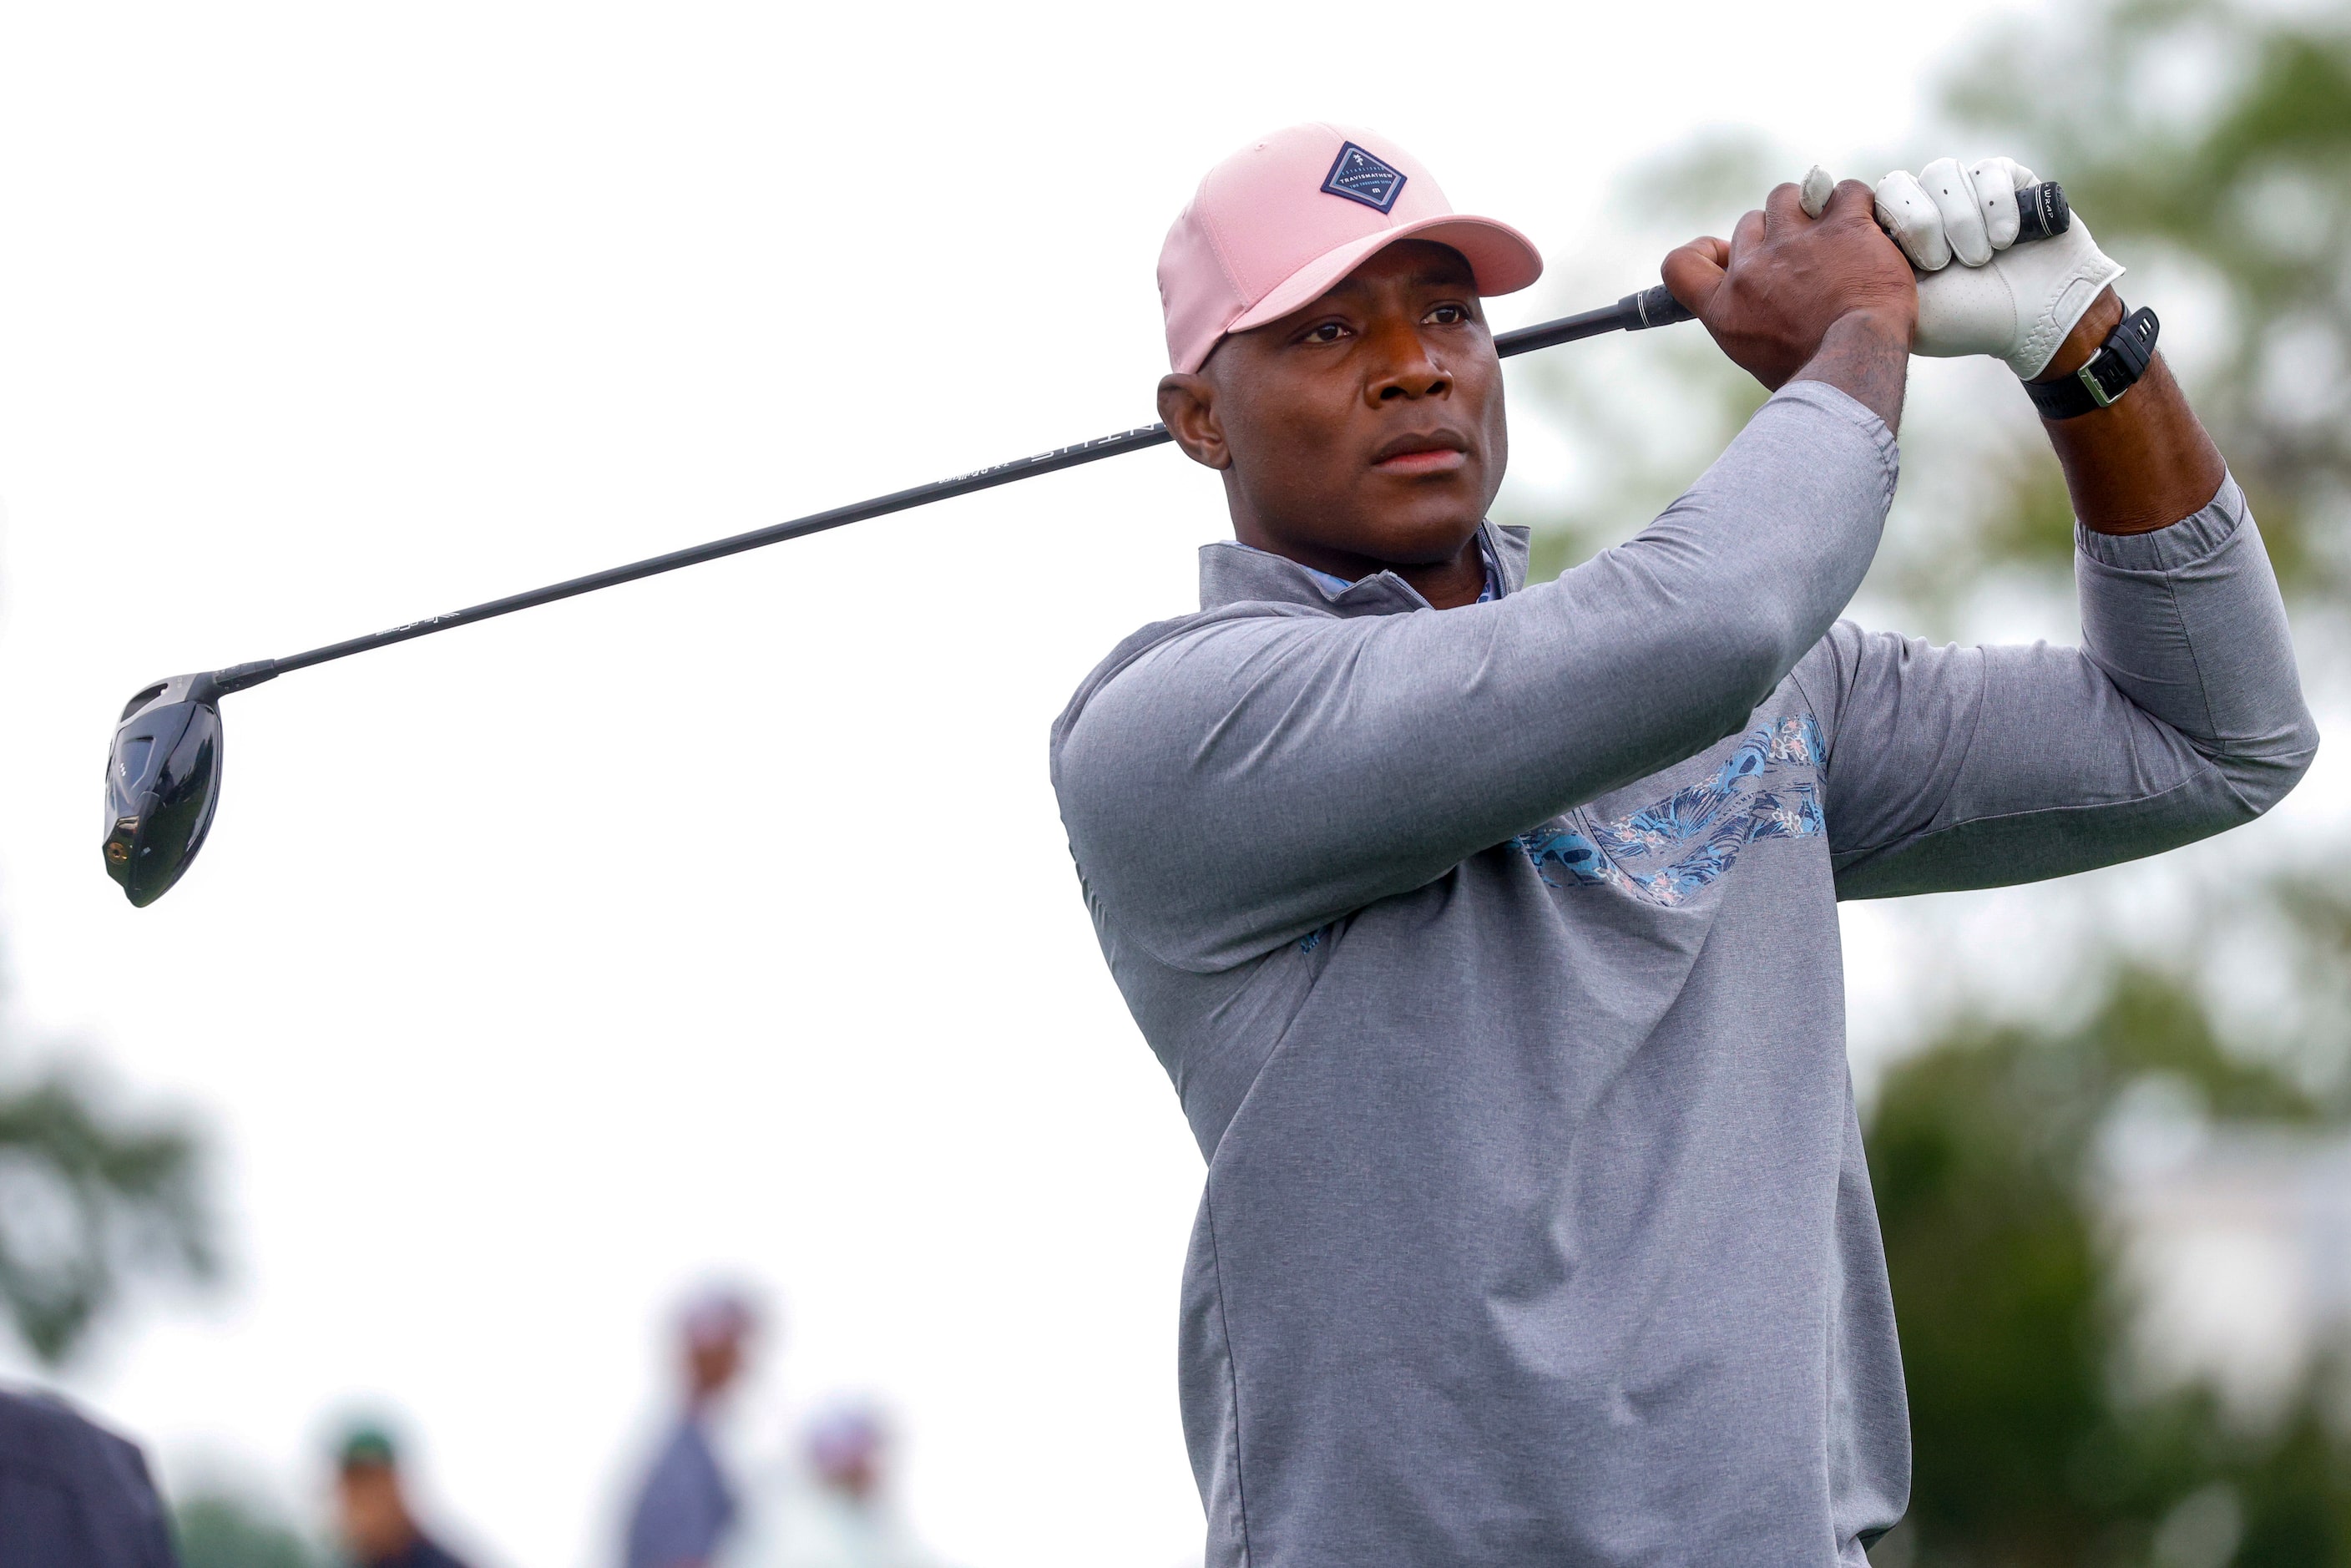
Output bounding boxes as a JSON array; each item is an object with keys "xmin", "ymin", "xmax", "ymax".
[{"xmin": 0, "ymin": 1, "xmax": 2224, "ymax": 1564}]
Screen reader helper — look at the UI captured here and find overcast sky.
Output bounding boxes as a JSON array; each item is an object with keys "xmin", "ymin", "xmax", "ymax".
[{"xmin": 0, "ymin": 2, "xmax": 2180, "ymax": 1564}]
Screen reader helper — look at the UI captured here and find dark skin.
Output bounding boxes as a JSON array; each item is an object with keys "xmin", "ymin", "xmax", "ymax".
[
  {"xmin": 1671, "ymin": 207, "xmax": 2223, "ymax": 536},
  {"xmin": 1661, "ymin": 179, "xmax": 1917, "ymax": 429},
  {"xmin": 686, "ymin": 1329, "xmax": 746, "ymax": 1407},
  {"xmin": 1160, "ymin": 181, "xmax": 1916, "ymax": 608},
  {"xmin": 2030, "ymin": 286, "xmax": 2226, "ymax": 535},
  {"xmin": 1157, "ymin": 240, "xmax": 1509, "ymax": 610},
  {"xmin": 335, "ymin": 1463, "xmax": 421, "ymax": 1565},
  {"xmin": 1164, "ymin": 178, "xmax": 2220, "ymax": 590}
]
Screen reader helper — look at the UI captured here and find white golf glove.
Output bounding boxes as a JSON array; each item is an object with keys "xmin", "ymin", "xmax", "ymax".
[{"xmin": 1873, "ymin": 156, "xmax": 2124, "ymax": 379}]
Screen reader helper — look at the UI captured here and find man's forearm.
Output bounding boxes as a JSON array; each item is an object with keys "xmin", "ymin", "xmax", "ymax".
[
  {"xmin": 1057, "ymin": 382, "xmax": 1898, "ymax": 968},
  {"xmin": 2047, "ymin": 289, "xmax": 2310, "ymax": 796},
  {"xmin": 2035, "ymin": 287, "xmax": 2228, "ymax": 534},
  {"xmin": 1792, "ymin": 309, "xmax": 1911, "ymax": 435}
]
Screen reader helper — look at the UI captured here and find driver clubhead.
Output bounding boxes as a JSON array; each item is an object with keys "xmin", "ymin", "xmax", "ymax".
[{"xmin": 104, "ymin": 672, "xmax": 225, "ymax": 907}]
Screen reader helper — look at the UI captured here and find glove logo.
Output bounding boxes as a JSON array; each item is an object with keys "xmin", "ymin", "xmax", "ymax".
[{"xmin": 1321, "ymin": 143, "xmax": 1406, "ymax": 213}]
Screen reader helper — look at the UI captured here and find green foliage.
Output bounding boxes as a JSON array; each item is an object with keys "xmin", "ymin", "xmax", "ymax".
[
  {"xmin": 1514, "ymin": 4, "xmax": 2351, "ymax": 618},
  {"xmin": 0, "ymin": 1066, "xmax": 213, "ymax": 1364},
  {"xmin": 174, "ymin": 1492, "xmax": 323, "ymax": 1568},
  {"xmin": 1945, "ymin": 1, "xmax": 2351, "ymax": 595},
  {"xmin": 1868, "ymin": 969, "xmax": 2351, "ymax": 1565},
  {"xmin": 1873, "ymin": 0, "xmax": 2351, "ymax": 1499}
]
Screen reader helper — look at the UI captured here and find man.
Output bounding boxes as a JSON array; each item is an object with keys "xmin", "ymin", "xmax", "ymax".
[
  {"xmin": 1049, "ymin": 124, "xmax": 2316, "ymax": 1564},
  {"xmin": 624, "ymin": 1288, "xmax": 757, "ymax": 1568},
  {"xmin": 759, "ymin": 1399, "xmax": 948, "ymax": 1568},
  {"xmin": 0, "ymin": 1388, "xmax": 179, "ymax": 1567},
  {"xmin": 332, "ymin": 1424, "xmax": 471, "ymax": 1568}
]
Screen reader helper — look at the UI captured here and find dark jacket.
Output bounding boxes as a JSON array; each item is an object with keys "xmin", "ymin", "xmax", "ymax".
[{"xmin": 0, "ymin": 1388, "xmax": 179, "ymax": 1568}]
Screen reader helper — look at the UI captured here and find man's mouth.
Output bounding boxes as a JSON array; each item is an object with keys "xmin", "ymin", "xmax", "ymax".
[{"xmin": 1372, "ymin": 432, "xmax": 1471, "ymax": 476}]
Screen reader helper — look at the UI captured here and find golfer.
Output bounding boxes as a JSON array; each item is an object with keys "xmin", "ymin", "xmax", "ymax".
[{"xmin": 1049, "ymin": 124, "xmax": 2315, "ymax": 1564}]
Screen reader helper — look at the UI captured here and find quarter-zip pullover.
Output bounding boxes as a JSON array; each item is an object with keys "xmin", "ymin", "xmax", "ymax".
[{"xmin": 1049, "ymin": 380, "xmax": 2314, "ymax": 1566}]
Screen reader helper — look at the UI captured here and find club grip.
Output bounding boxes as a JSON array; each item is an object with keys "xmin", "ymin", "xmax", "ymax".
[
  {"xmin": 1621, "ymin": 284, "xmax": 1696, "ymax": 331},
  {"xmin": 2014, "ymin": 180, "xmax": 2070, "ymax": 241}
]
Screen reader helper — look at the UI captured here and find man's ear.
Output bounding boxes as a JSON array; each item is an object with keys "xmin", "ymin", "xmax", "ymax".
[{"xmin": 1157, "ymin": 372, "xmax": 1231, "ymax": 471}]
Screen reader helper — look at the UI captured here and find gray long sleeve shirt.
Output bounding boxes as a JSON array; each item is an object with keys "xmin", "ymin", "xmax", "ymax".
[{"xmin": 1048, "ymin": 381, "xmax": 2316, "ymax": 1566}]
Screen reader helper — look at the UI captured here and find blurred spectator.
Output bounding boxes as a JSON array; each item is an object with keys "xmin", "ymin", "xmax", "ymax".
[
  {"xmin": 761, "ymin": 1399, "xmax": 947, "ymax": 1568},
  {"xmin": 0, "ymin": 1388, "xmax": 179, "ymax": 1566},
  {"xmin": 625, "ymin": 1287, "xmax": 759, "ymax": 1568},
  {"xmin": 331, "ymin": 1425, "xmax": 470, "ymax": 1568}
]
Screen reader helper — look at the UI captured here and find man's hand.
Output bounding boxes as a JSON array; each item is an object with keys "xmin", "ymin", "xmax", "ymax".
[
  {"xmin": 1876, "ymin": 156, "xmax": 2124, "ymax": 378},
  {"xmin": 1873, "ymin": 158, "xmax": 2221, "ymax": 534},
  {"xmin": 1662, "ymin": 179, "xmax": 1918, "ymax": 429}
]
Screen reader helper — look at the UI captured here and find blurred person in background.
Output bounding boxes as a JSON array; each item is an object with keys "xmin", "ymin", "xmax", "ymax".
[
  {"xmin": 624, "ymin": 1287, "xmax": 759, "ymax": 1568},
  {"xmin": 0, "ymin": 1387, "xmax": 179, "ymax": 1566},
  {"xmin": 332, "ymin": 1424, "xmax": 471, "ymax": 1568},
  {"xmin": 731, "ymin": 1399, "xmax": 947, "ymax": 1568}
]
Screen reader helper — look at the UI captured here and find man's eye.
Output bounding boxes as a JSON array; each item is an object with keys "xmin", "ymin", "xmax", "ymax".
[
  {"xmin": 1304, "ymin": 322, "xmax": 1349, "ymax": 344},
  {"xmin": 1427, "ymin": 303, "xmax": 1470, "ymax": 325}
]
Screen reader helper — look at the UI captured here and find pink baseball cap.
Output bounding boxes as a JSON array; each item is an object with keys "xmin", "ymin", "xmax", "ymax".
[{"xmin": 1157, "ymin": 124, "xmax": 1544, "ymax": 375}]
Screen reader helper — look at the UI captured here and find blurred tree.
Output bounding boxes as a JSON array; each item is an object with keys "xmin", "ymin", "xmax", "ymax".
[
  {"xmin": 1509, "ymin": 2, "xmax": 2350, "ymax": 616},
  {"xmin": 1946, "ymin": 0, "xmax": 2351, "ymax": 597},
  {"xmin": 1866, "ymin": 959, "xmax": 2351, "ymax": 1565},
  {"xmin": 0, "ymin": 1058, "xmax": 213, "ymax": 1363},
  {"xmin": 1862, "ymin": 11, "xmax": 2351, "ymax": 1560},
  {"xmin": 174, "ymin": 1492, "xmax": 322, "ymax": 1568}
]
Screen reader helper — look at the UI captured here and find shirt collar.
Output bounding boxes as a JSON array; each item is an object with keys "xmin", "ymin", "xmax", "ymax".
[{"xmin": 1197, "ymin": 521, "xmax": 1530, "ymax": 616}]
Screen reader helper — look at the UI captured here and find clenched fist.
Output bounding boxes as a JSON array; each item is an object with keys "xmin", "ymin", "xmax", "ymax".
[{"xmin": 1661, "ymin": 179, "xmax": 1918, "ymax": 392}]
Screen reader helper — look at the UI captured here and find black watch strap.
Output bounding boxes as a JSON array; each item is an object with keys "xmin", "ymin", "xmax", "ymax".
[{"xmin": 2026, "ymin": 305, "xmax": 2161, "ymax": 419}]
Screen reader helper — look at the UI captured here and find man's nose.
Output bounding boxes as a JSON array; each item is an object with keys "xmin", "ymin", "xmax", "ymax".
[{"xmin": 1366, "ymin": 321, "xmax": 1450, "ymax": 403}]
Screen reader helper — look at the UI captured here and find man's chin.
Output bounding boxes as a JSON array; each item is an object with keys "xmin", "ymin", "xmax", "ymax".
[{"xmin": 1341, "ymin": 518, "xmax": 1488, "ymax": 569}]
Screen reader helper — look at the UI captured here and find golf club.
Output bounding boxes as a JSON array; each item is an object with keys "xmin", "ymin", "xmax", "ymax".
[{"xmin": 103, "ymin": 180, "xmax": 2071, "ymax": 908}]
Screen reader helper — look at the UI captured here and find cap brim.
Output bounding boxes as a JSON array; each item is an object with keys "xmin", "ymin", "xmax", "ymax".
[{"xmin": 1226, "ymin": 215, "xmax": 1545, "ymax": 339}]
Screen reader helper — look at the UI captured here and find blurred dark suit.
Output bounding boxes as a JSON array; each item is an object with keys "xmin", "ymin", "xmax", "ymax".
[{"xmin": 0, "ymin": 1388, "xmax": 179, "ymax": 1567}]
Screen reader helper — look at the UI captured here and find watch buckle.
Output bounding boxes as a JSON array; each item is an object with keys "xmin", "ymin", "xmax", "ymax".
[{"xmin": 2075, "ymin": 349, "xmax": 2121, "ymax": 408}]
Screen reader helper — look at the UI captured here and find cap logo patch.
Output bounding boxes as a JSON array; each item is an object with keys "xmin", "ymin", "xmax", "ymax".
[{"xmin": 1321, "ymin": 142, "xmax": 1406, "ymax": 214}]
